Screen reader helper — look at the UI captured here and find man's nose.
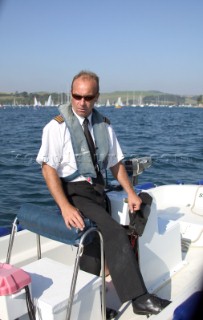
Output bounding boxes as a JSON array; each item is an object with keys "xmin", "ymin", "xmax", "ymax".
[{"xmin": 80, "ymin": 97, "xmax": 86, "ymax": 104}]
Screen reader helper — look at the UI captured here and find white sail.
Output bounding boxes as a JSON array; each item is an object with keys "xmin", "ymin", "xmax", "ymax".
[
  {"xmin": 115, "ymin": 97, "xmax": 123, "ymax": 108},
  {"xmin": 105, "ymin": 99, "xmax": 111, "ymax": 107},
  {"xmin": 132, "ymin": 92, "xmax": 137, "ymax": 107},
  {"xmin": 45, "ymin": 95, "xmax": 54, "ymax": 106},
  {"xmin": 126, "ymin": 94, "xmax": 129, "ymax": 106},
  {"xmin": 34, "ymin": 97, "xmax": 38, "ymax": 106}
]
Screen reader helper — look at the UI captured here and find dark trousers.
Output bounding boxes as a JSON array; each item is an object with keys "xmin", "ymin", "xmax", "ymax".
[{"xmin": 62, "ymin": 181, "xmax": 147, "ymax": 303}]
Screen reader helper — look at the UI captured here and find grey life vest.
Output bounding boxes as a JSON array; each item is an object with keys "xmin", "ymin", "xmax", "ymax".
[{"xmin": 59, "ymin": 104, "xmax": 110, "ymax": 181}]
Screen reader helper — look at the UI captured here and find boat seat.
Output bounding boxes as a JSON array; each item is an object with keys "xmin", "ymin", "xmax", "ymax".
[
  {"xmin": 6, "ymin": 203, "xmax": 106, "ymax": 320},
  {"xmin": 11, "ymin": 204, "xmax": 97, "ymax": 246}
]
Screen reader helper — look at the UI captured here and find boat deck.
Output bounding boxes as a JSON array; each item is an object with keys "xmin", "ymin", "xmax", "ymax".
[
  {"xmin": 1, "ymin": 229, "xmax": 202, "ymax": 320},
  {"xmin": 106, "ymin": 243, "xmax": 203, "ymax": 319},
  {"xmin": 1, "ymin": 184, "xmax": 202, "ymax": 319}
]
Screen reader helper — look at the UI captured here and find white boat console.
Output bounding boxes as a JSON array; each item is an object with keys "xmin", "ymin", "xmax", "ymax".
[{"xmin": 108, "ymin": 186, "xmax": 183, "ymax": 293}]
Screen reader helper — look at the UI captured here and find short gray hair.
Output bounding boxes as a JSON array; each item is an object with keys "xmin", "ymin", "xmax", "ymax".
[{"xmin": 71, "ymin": 70, "xmax": 100, "ymax": 93}]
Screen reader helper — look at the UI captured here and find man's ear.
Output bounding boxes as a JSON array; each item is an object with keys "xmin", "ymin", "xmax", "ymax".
[{"xmin": 96, "ymin": 92, "xmax": 100, "ymax": 101}]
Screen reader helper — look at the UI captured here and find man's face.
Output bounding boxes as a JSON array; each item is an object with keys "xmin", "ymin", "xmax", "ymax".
[{"xmin": 71, "ymin": 77, "xmax": 99, "ymax": 118}]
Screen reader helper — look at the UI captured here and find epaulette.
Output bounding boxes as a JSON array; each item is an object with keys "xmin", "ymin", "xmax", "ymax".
[
  {"xmin": 103, "ymin": 116, "xmax": 111, "ymax": 125},
  {"xmin": 54, "ymin": 115, "xmax": 64, "ymax": 124}
]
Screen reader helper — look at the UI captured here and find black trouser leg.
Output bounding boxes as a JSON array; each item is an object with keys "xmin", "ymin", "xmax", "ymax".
[
  {"xmin": 80, "ymin": 234, "xmax": 101, "ymax": 275},
  {"xmin": 63, "ymin": 181, "xmax": 147, "ymax": 303}
]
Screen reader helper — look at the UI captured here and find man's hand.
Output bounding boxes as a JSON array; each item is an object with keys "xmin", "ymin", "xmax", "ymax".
[
  {"xmin": 61, "ymin": 204, "xmax": 85, "ymax": 230},
  {"xmin": 128, "ymin": 192, "xmax": 142, "ymax": 213},
  {"xmin": 42, "ymin": 163, "xmax": 85, "ymax": 231},
  {"xmin": 110, "ymin": 161, "xmax": 142, "ymax": 213}
]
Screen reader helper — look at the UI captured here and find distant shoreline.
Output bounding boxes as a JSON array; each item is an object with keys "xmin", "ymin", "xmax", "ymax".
[
  {"xmin": 1, "ymin": 104, "xmax": 202, "ymax": 109},
  {"xmin": 0, "ymin": 90, "xmax": 201, "ymax": 107}
]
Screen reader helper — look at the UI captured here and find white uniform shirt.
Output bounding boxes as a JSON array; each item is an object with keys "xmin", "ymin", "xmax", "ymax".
[{"xmin": 36, "ymin": 113, "xmax": 124, "ymax": 181}]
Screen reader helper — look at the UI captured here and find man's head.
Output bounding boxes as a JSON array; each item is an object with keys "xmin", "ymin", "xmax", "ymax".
[{"xmin": 71, "ymin": 70, "xmax": 100, "ymax": 118}]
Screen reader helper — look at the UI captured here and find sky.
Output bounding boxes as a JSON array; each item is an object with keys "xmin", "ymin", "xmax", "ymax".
[{"xmin": 0, "ymin": 0, "xmax": 203, "ymax": 95}]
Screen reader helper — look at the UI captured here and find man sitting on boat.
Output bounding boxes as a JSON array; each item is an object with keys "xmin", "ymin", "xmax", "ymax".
[{"xmin": 36, "ymin": 70, "xmax": 171, "ymax": 317}]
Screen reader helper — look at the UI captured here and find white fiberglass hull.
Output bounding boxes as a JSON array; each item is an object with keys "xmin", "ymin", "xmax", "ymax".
[{"xmin": 0, "ymin": 184, "xmax": 202, "ymax": 319}]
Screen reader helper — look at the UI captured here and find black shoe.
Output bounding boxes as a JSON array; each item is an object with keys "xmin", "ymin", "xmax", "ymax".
[
  {"xmin": 106, "ymin": 307, "xmax": 118, "ymax": 319},
  {"xmin": 132, "ymin": 293, "xmax": 171, "ymax": 316}
]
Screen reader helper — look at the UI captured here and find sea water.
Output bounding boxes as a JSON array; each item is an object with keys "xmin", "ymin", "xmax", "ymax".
[{"xmin": 0, "ymin": 106, "xmax": 202, "ymax": 228}]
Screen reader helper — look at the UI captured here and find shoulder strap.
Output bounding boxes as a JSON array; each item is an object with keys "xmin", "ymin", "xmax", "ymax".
[
  {"xmin": 103, "ymin": 116, "xmax": 110, "ymax": 125},
  {"xmin": 54, "ymin": 115, "xmax": 64, "ymax": 124}
]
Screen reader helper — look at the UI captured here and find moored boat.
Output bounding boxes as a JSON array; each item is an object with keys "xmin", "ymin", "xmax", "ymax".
[
  {"xmin": 115, "ymin": 97, "xmax": 123, "ymax": 109},
  {"xmin": 0, "ymin": 158, "xmax": 202, "ymax": 320}
]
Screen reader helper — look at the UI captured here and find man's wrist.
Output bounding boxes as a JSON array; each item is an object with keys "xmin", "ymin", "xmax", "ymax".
[{"xmin": 126, "ymin": 185, "xmax": 136, "ymax": 195}]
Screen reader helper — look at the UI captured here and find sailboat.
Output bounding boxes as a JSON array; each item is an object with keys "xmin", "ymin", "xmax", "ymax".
[
  {"xmin": 115, "ymin": 97, "xmax": 123, "ymax": 109},
  {"xmin": 33, "ymin": 97, "xmax": 41, "ymax": 107},
  {"xmin": 125, "ymin": 94, "xmax": 129, "ymax": 106},
  {"xmin": 138, "ymin": 95, "xmax": 144, "ymax": 107},
  {"xmin": 131, "ymin": 92, "xmax": 137, "ymax": 107},
  {"xmin": 45, "ymin": 95, "xmax": 55, "ymax": 106},
  {"xmin": 105, "ymin": 99, "xmax": 111, "ymax": 107}
]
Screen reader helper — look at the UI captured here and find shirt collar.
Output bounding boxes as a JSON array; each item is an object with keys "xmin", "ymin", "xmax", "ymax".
[{"xmin": 72, "ymin": 108, "xmax": 92, "ymax": 126}]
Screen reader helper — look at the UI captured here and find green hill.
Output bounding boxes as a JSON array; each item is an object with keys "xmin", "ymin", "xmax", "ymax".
[{"xmin": 0, "ymin": 90, "xmax": 199, "ymax": 106}]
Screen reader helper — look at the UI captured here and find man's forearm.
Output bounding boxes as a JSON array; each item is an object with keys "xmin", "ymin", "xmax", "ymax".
[
  {"xmin": 110, "ymin": 161, "xmax": 142, "ymax": 211},
  {"xmin": 42, "ymin": 163, "xmax": 85, "ymax": 230},
  {"xmin": 42, "ymin": 163, "xmax": 71, "ymax": 210},
  {"xmin": 110, "ymin": 162, "xmax": 135, "ymax": 194}
]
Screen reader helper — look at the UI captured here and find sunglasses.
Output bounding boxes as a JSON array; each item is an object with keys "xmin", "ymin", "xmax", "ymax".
[{"xmin": 72, "ymin": 93, "xmax": 97, "ymax": 102}]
